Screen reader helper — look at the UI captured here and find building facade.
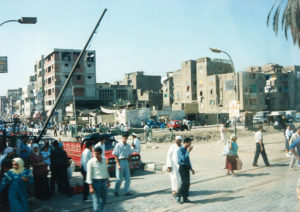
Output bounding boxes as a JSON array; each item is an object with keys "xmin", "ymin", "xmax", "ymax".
[{"xmin": 43, "ymin": 49, "xmax": 98, "ymax": 113}]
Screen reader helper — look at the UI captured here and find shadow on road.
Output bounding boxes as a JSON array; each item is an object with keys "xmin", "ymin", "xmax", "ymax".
[
  {"xmin": 192, "ymin": 195, "xmax": 243, "ymax": 204},
  {"xmin": 190, "ymin": 189, "xmax": 234, "ymax": 196},
  {"xmin": 237, "ymin": 173, "xmax": 270, "ymax": 177}
]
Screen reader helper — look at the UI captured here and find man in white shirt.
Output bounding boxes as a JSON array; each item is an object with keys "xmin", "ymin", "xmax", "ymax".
[
  {"xmin": 144, "ymin": 124, "xmax": 150, "ymax": 142},
  {"xmin": 288, "ymin": 127, "xmax": 300, "ymax": 169},
  {"xmin": 285, "ymin": 125, "xmax": 293, "ymax": 157},
  {"xmin": 252, "ymin": 126, "xmax": 271, "ymax": 167},
  {"xmin": 113, "ymin": 132, "xmax": 133, "ymax": 197},
  {"xmin": 131, "ymin": 133, "xmax": 141, "ymax": 153},
  {"xmin": 81, "ymin": 141, "xmax": 93, "ymax": 202},
  {"xmin": 218, "ymin": 123, "xmax": 226, "ymax": 144},
  {"xmin": 166, "ymin": 136, "xmax": 182, "ymax": 196},
  {"xmin": 86, "ymin": 146, "xmax": 110, "ymax": 212},
  {"xmin": 95, "ymin": 136, "xmax": 106, "ymax": 159}
]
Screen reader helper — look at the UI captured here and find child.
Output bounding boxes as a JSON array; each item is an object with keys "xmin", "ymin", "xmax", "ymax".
[{"xmin": 41, "ymin": 145, "xmax": 51, "ymax": 167}]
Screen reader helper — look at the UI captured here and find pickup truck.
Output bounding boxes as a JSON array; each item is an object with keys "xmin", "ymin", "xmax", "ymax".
[
  {"xmin": 167, "ymin": 120, "xmax": 188, "ymax": 131},
  {"xmin": 63, "ymin": 133, "xmax": 142, "ymax": 176}
]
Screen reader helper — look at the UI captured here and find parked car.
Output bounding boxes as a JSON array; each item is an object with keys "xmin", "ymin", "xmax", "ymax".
[
  {"xmin": 167, "ymin": 120, "xmax": 188, "ymax": 131},
  {"xmin": 146, "ymin": 120, "xmax": 162, "ymax": 128},
  {"xmin": 63, "ymin": 133, "xmax": 142, "ymax": 176},
  {"xmin": 296, "ymin": 113, "xmax": 300, "ymax": 122}
]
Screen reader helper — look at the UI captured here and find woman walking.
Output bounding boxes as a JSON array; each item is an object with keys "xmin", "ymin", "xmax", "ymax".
[
  {"xmin": 0, "ymin": 158, "xmax": 34, "ymax": 212},
  {"xmin": 225, "ymin": 134, "xmax": 239, "ymax": 176}
]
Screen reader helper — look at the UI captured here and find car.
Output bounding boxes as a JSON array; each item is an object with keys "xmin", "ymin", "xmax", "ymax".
[
  {"xmin": 63, "ymin": 133, "xmax": 142, "ymax": 176},
  {"xmin": 167, "ymin": 120, "xmax": 188, "ymax": 131},
  {"xmin": 146, "ymin": 120, "xmax": 162, "ymax": 128}
]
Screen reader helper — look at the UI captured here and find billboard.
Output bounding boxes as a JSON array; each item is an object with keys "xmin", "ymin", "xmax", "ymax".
[
  {"xmin": 225, "ymin": 80, "xmax": 234, "ymax": 90},
  {"xmin": 0, "ymin": 56, "xmax": 8, "ymax": 73}
]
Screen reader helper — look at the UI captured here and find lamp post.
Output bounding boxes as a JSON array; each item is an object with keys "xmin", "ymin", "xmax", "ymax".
[
  {"xmin": 0, "ymin": 17, "xmax": 37, "ymax": 27},
  {"xmin": 209, "ymin": 47, "xmax": 237, "ymax": 135}
]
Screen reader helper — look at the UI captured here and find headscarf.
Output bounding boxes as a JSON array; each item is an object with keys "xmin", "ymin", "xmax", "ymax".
[
  {"xmin": 3, "ymin": 147, "xmax": 14, "ymax": 155},
  {"xmin": 32, "ymin": 143, "xmax": 39, "ymax": 156},
  {"xmin": 11, "ymin": 157, "xmax": 25, "ymax": 174}
]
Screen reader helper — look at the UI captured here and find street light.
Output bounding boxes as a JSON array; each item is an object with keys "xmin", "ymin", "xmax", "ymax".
[
  {"xmin": 209, "ymin": 47, "xmax": 237, "ymax": 135},
  {"xmin": 0, "ymin": 17, "xmax": 37, "ymax": 27}
]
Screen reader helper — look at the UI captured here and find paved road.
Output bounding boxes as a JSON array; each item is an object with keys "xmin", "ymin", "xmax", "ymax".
[{"xmin": 26, "ymin": 130, "xmax": 300, "ymax": 212}]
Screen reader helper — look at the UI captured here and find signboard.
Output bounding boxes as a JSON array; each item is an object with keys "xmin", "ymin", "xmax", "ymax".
[
  {"xmin": 225, "ymin": 80, "xmax": 234, "ymax": 90},
  {"xmin": 0, "ymin": 56, "xmax": 8, "ymax": 73},
  {"xmin": 229, "ymin": 100, "xmax": 240, "ymax": 118}
]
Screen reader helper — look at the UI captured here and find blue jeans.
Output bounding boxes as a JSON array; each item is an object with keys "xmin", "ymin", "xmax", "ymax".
[
  {"xmin": 91, "ymin": 179, "xmax": 107, "ymax": 212},
  {"xmin": 114, "ymin": 160, "xmax": 130, "ymax": 194}
]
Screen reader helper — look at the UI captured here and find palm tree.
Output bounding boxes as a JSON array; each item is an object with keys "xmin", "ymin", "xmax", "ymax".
[{"xmin": 267, "ymin": 0, "xmax": 300, "ymax": 48}]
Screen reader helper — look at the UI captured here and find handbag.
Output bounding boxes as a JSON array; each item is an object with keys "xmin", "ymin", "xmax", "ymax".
[
  {"xmin": 236, "ymin": 158, "xmax": 243, "ymax": 170},
  {"xmin": 221, "ymin": 144, "xmax": 230, "ymax": 156}
]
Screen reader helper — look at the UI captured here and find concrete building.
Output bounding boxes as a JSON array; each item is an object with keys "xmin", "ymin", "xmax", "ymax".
[
  {"xmin": 284, "ymin": 65, "xmax": 300, "ymax": 110},
  {"xmin": 237, "ymin": 71, "xmax": 267, "ymax": 112},
  {"xmin": 97, "ymin": 82, "xmax": 134, "ymax": 107},
  {"xmin": 162, "ymin": 72, "xmax": 174, "ymax": 108},
  {"xmin": 119, "ymin": 71, "xmax": 162, "ymax": 109},
  {"xmin": 6, "ymin": 88, "xmax": 22, "ymax": 116},
  {"xmin": 22, "ymin": 76, "xmax": 36, "ymax": 118},
  {"xmin": 33, "ymin": 55, "xmax": 45, "ymax": 115},
  {"xmin": 247, "ymin": 64, "xmax": 295, "ymax": 111},
  {"xmin": 0, "ymin": 96, "xmax": 8, "ymax": 116},
  {"xmin": 43, "ymin": 49, "xmax": 98, "ymax": 114}
]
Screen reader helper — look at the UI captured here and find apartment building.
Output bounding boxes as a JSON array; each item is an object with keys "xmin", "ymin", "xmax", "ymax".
[
  {"xmin": 247, "ymin": 64, "xmax": 296, "ymax": 111},
  {"xmin": 43, "ymin": 49, "xmax": 98, "ymax": 113}
]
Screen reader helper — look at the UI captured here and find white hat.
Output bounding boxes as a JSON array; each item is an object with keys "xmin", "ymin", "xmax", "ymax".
[
  {"xmin": 175, "ymin": 136, "xmax": 183, "ymax": 141},
  {"xmin": 132, "ymin": 133, "xmax": 138, "ymax": 137}
]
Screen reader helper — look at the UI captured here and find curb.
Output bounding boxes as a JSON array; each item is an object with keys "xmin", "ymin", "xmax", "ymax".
[{"xmin": 143, "ymin": 162, "xmax": 167, "ymax": 172}]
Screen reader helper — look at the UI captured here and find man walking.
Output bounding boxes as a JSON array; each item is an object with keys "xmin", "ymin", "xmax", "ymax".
[
  {"xmin": 166, "ymin": 136, "xmax": 182, "ymax": 196},
  {"xmin": 81, "ymin": 141, "xmax": 93, "ymax": 202},
  {"xmin": 285, "ymin": 125, "xmax": 293, "ymax": 157},
  {"xmin": 177, "ymin": 137, "xmax": 195, "ymax": 204},
  {"xmin": 218, "ymin": 123, "xmax": 227, "ymax": 144},
  {"xmin": 288, "ymin": 127, "xmax": 300, "ymax": 170},
  {"xmin": 86, "ymin": 147, "xmax": 110, "ymax": 212},
  {"xmin": 113, "ymin": 132, "xmax": 132, "ymax": 197},
  {"xmin": 95, "ymin": 135, "xmax": 106, "ymax": 158},
  {"xmin": 131, "ymin": 133, "xmax": 141, "ymax": 153},
  {"xmin": 252, "ymin": 126, "xmax": 272, "ymax": 167}
]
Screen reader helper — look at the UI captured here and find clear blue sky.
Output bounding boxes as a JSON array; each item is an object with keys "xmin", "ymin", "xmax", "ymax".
[{"xmin": 0, "ymin": 0, "xmax": 299, "ymax": 95}]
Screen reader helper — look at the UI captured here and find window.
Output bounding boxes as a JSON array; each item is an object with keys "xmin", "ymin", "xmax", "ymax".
[
  {"xmin": 88, "ymin": 64, "xmax": 92, "ymax": 67},
  {"xmin": 250, "ymin": 99, "xmax": 256, "ymax": 105},
  {"xmin": 200, "ymin": 91, "xmax": 203, "ymax": 96},
  {"xmin": 250, "ymin": 85, "xmax": 257, "ymax": 93},
  {"xmin": 48, "ymin": 89, "xmax": 51, "ymax": 95},
  {"xmin": 65, "ymin": 63, "xmax": 69, "ymax": 67},
  {"xmin": 65, "ymin": 75, "xmax": 68, "ymax": 79},
  {"xmin": 88, "ymin": 76, "xmax": 92, "ymax": 79},
  {"xmin": 210, "ymin": 100, "xmax": 215, "ymax": 105},
  {"xmin": 76, "ymin": 75, "xmax": 81, "ymax": 80},
  {"xmin": 48, "ymin": 78, "xmax": 51, "ymax": 84},
  {"xmin": 48, "ymin": 100, "xmax": 52, "ymax": 105},
  {"xmin": 48, "ymin": 66, "xmax": 51, "ymax": 73},
  {"xmin": 278, "ymin": 87, "xmax": 282, "ymax": 92},
  {"xmin": 210, "ymin": 89, "xmax": 213, "ymax": 94}
]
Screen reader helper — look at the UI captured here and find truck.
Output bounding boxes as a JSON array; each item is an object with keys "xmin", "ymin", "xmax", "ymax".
[
  {"xmin": 253, "ymin": 111, "xmax": 270, "ymax": 124},
  {"xmin": 63, "ymin": 133, "xmax": 142, "ymax": 176}
]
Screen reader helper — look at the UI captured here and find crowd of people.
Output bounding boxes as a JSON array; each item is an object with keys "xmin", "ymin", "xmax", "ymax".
[{"xmin": 0, "ymin": 136, "xmax": 72, "ymax": 211}]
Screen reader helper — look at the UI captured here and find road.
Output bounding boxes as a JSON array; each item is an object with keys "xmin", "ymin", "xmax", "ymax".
[{"xmin": 25, "ymin": 129, "xmax": 300, "ymax": 212}]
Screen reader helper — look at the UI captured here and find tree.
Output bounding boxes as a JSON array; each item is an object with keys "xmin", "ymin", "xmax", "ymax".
[{"xmin": 267, "ymin": 0, "xmax": 300, "ymax": 48}]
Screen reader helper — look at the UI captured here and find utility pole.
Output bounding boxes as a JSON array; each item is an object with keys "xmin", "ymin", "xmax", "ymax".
[
  {"xmin": 72, "ymin": 86, "xmax": 78, "ymax": 137},
  {"xmin": 37, "ymin": 9, "xmax": 107, "ymax": 143}
]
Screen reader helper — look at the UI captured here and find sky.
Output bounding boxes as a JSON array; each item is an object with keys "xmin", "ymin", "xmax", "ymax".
[{"xmin": 0, "ymin": 0, "xmax": 299, "ymax": 96}]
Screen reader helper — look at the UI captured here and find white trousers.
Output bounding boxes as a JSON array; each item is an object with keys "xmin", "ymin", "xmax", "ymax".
[
  {"xmin": 169, "ymin": 165, "xmax": 181, "ymax": 192},
  {"xmin": 218, "ymin": 133, "xmax": 226, "ymax": 144}
]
